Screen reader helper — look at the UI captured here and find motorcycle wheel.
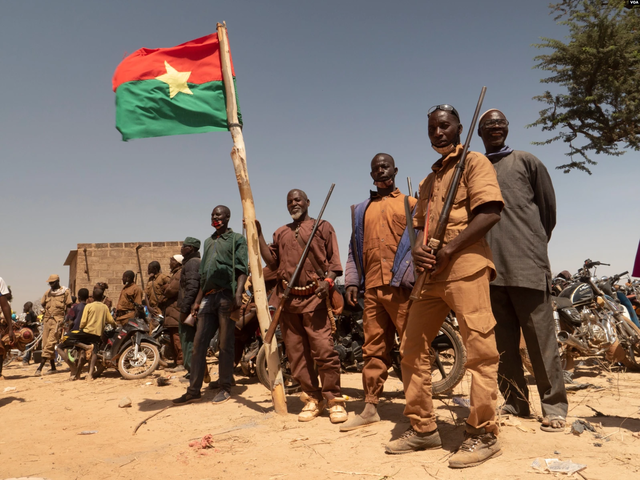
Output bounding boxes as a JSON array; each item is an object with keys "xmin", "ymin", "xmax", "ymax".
[
  {"xmin": 392, "ymin": 321, "xmax": 467, "ymax": 396},
  {"xmin": 256, "ymin": 344, "xmax": 301, "ymax": 394},
  {"xmin": 117, "ymin": 342, "xmax": 160, "ymax": 380}
]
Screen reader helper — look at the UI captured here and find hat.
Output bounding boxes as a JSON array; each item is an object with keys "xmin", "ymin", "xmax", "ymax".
[
  {"xmin": 172, "ymin": 254, "xmax": 184, "ymax": 264},
  {"xmin": 47, "ymin": 274, "xmax": 60, "ymax": 283},
  {"xmin": 183, "ymin": 237, "xmax": 201, "ymax": 249}
]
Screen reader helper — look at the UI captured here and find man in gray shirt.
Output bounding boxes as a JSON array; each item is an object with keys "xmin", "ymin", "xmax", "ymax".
[{"xmin": 479, "ymin": 109, "xmax": 567, "ymax": 433}]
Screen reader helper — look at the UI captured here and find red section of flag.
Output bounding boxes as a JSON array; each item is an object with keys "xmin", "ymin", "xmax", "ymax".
[{"xmin": 112, "ymin": 33, "xmax": 235, "ymax": 91}]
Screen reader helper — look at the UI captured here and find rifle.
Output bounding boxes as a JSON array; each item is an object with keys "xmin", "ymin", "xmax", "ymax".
[
  {"xmin": 264, "ymin": 184, "xmax": 336, "ymax": 344},
  {"xmin": 409, "ymin": 86, "xmax": 487, "ymax": 301}
]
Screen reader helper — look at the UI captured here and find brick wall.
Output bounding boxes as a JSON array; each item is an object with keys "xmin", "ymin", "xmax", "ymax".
[{"xmin": 67, "ymin": 242, "xmax": 182, "ymax": 303}]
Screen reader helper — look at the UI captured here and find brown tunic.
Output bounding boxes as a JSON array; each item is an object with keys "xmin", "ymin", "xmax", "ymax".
[
  {"xmin": 413, "ymin": 145, "xmax": 504, "ymax": 283},
  {"xmin": 269, "ymin": 219, "xmax": 342, "ymax": 314},
  {"xmin": 145, "ymin": 272, "xmax": 170, "ymax": 314},
  {"xmin": 41, "ymin": 288, "xmax": 73, "ymax": 322},
  {"xmin": 116, "ymin": 283, "xmax": 143, "ymax": 321}
]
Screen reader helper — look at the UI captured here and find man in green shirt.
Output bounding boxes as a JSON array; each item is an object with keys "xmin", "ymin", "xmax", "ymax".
[{"xmin": 173, "ymin": 205, "xmax": 248, "ymax": 405}]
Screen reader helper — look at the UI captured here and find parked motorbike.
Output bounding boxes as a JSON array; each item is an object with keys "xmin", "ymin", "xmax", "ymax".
[
  {"xmin": 390, "ymin": 312, "xmax": 467, "ymax": 396},
  {"xmin": 88, "ymin": 310, "xmax": 161, "ymax": 380},
  {"xmin": 553, "ymin": 259, "xmax": 640, "ymax": 370}
]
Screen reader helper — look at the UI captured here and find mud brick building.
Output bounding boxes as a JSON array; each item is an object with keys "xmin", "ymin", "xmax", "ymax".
[{"xmin": 64, "ymin": 242, "xmax": 182, "ymax": 302}]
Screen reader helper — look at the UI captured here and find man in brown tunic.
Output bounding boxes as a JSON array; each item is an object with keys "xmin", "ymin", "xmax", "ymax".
[
  {"xmin": 256, "ymin": 189, "xmax": 347, "ymax": 423},
  {"xmin": 36, "ymin": 274, "xmax": 73, "ymax": 375},
  {"xmin": 385, "ymin": 105, "xmax": 504, "ymax": 469},
  {"xmin": 116, "ymin": 270, "xmax": 142, "ymax": 326},
  {"xmin": 145, "ymin": 261, "xmax": 170, "ymax": 316}
]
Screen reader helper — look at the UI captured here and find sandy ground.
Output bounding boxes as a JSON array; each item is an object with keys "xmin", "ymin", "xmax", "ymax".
[{"xmin": 1, "ymin": 357, "xmax": 639, "ymax": 480}]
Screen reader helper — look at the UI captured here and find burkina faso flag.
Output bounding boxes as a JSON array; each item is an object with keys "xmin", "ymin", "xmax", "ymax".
[{"xmin": 112, "ymin": 33, "xmax": 241, "ymax": 141}]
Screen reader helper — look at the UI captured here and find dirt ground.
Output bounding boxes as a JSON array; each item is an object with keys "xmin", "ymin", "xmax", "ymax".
[{"xmin": 1, "ymin": 357, "xmax": 639, "ymax": 480}]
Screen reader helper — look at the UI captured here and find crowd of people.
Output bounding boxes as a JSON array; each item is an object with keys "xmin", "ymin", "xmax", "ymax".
[{"xmin": 0, "ymin": 106, "xmax": 569, "ymax": 469}]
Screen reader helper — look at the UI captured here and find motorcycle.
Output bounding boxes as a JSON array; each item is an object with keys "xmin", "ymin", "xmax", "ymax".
[
  {"xmin": 86, "ymin": 309, "xmax": 161, "ymax": 380},
  {"xmin": 553, "ymin": 259, "xmax": 640, "ymax": 370}
]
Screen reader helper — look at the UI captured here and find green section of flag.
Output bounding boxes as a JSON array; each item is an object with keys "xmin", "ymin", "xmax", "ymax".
[{"xmin": 115, "ymin": 79, "xmax": 241, "ymax": 141}]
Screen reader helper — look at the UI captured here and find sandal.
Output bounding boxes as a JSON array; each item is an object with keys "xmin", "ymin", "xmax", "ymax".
[{"xmin": 540, "ymin": 415, "xmax": 566, "ymax": 433}]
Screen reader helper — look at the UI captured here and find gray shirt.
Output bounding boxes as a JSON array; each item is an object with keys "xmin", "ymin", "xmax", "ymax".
[{"xmin": 485, "ymin": 150, "xmax": 556, "ymax": 291}]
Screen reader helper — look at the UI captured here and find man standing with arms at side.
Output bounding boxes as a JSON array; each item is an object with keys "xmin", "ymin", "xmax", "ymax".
[
  {"xmin": 256, "ymin": 189, "xmax": 347, "ymax": 424},
  {"xmin": 173, "ymin": 206, "xmax": 248, "ymax": 405},
  {"xmin": 342, "ymin": 153, "xmax": 416, "ymax": 431},
  {"xmin": 36, "ymin": 274, "xmax": 73, "ymax": 375},
  {"xmin": 479, "ymin": 109, "xmax": 567, "ymax": 432},
  {"xmin": 176, "ymin": 237, "xmax": 201, "ymax": 378},
  {"xmin": 385, "ymin": 105, "xmax": 504, "ymax": 469},
  {"xmin": 115, "ymin": 271, "xmax": 142, "ymax": 326}
]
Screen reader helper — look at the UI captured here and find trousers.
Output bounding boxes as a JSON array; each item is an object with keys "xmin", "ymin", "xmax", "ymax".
[
  {"xmin": 41, "ymin": 317, "xmax": 63, "ymax": 360},
  {"xmin": 281, "ymin": 307, "xmax": 341, "ymax": 401},
  {"xmin": 165, "ymin": 327, "xmax": 184, "ymax": 366},
  {"xmin": 401, "ymin": 268, "xmax": 500, "ymax": 434},
  {"xmin": 187, "ymin": 291, "xmax": 235, "ymax": 395},
  {"xmin": 362, "ymin": 285, "xmax": 411, "ymax": 404},
  {"xmin": 491, "ymin": 285, "xmax": 568, "ymax": 418},
  {"xmin": 179, "ymin": 322, "xmax": 196, "ymax": 372}
]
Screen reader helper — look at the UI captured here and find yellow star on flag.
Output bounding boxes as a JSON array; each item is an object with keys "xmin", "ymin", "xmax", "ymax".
[{"xmin": 155, "ymin": 61, "xmax": 193, "ymax": 99}]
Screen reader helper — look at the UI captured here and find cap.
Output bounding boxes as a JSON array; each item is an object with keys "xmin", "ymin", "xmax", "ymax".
[
  {"xmin": 47, "ymin": 274, "xmax": 60, "ymax": 283},
  {"xmin": 183, "ymin": 237, "xmax": 201, "ymax": 249},
  {"xmin": 172, "ymin": 254, "xmax": 184, "ymax": 264}
]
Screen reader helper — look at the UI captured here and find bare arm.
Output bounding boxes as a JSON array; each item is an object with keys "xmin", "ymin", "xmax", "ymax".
[{"xmin": 254, "ymin": 220, "xmax": 278, "ymax": 270}]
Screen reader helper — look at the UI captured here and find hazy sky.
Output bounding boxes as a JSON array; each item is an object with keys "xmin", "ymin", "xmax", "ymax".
[{"xmin": 2, "ymin": 1, "xmax": 638, "ymax": 309}]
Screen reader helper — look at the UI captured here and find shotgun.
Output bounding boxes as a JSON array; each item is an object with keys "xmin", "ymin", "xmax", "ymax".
[
  {"xmin": 409, "ymin": 86, "xmax": 487, "ymax": 301},
  {"xmin": 264, "ymin": 183, "xmax": 336, "ymax": 344}
]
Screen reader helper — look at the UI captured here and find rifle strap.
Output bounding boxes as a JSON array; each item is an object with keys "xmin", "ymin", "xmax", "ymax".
[
  {"xmin": 295, "ymin": 226, "xmax": 326, "ymax": 280},
  {"xmin": 350, "ymin": 205, "xmax": 363, "ymax": 283}
]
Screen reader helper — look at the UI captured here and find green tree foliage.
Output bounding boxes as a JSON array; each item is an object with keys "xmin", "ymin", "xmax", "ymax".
[{"xmin": 529, "ymin": 0, "xmax": 640, "ymax": 173}]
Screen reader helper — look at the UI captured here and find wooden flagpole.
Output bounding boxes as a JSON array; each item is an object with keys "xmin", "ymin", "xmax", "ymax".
[{"xmin": 217, "ymin": 22, "xmax": 287, "ymax": 414}]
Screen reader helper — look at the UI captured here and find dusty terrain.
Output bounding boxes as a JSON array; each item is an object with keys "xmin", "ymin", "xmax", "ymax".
[{"xmin": 1, "ymin": 357, "xmax": 639, "ymax": 480}]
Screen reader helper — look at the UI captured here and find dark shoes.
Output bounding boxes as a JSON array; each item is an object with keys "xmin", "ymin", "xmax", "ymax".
[
  {"xmin": 385, "ymin": 427, "xmax": 442, "ymax": 454},
  {"xmin": 208, "ymin": 378, "xmax": 236, "ymax": 389},
  {"xmin": 172, "ymin": 392, "xmax": 202, "ymax": 405},
  {"xmin": 448, "ymin": 432, "xmax": 502, "ymax": 468},
  {"xmin": 212, "ymin": 389, "xmax": 231, "ymax": 404}
]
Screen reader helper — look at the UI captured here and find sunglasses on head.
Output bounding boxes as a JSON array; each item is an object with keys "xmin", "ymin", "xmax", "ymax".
[{"xmin": 428, "ymin": 104, "xmax": 460, "ymax": 121}]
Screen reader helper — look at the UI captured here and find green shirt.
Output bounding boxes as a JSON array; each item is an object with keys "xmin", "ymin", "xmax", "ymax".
[{"xmin": 199, "ymin": 229, "xmax": 249, "ymax": 294}]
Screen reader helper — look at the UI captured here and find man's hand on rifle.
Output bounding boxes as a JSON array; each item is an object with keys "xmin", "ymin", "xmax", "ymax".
[
  {"xmin": 231, "ymin": 292, "xmax": 243, "ymax": 312},
  {"xmin": 345, "ymin": 286, "xmax": 359, "ymax": 307},
  {"xmin": 412, "ymin": 231, "xmax": 437, "ymax": 274}
]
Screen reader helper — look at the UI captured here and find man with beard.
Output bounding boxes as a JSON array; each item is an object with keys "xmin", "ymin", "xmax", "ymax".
[
  {"xmin": 256, "ymin": 189, "xmax": 347, "ymax": 423},
  {"xmin": 115, "ymin": 271, "xmax": 143, "ymax": 326},
  {"xmin": 145, "ymin": 261, "xmax": 170, "ymax": 317},
  {"xmin": 36, "ymin": 274, "xmax": 73, "ymax": 375},
  {"xmin": 341, "ymin": 153, "xmax": 416, "ymax": 431},
  {"xmin": 173, "ymin": 206, "xmax": 248, "ymax": 405},
  {"xmin": 385, "ymin": 105, "xmax": 504, "ymax": 469},
  {"xmin": 161, "ymin": 255, "xmax": 184, "ymax": 370},
  {"xmin": 478, "ymin": 108, "xmax": 567, "ymax": 433}
]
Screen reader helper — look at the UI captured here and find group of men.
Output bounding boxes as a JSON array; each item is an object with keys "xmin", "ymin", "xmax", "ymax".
[
  {"xmin": 170, "ymin": 105, "xmax": 564, "ymax": 469},
  {"xmin": 1, "ymin": 105, "xmax": 567, "ymax": 469}
]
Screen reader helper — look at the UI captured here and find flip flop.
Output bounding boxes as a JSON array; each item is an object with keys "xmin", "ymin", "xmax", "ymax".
[{"xmin": 540, "ymin": 415, "xmax": 566, "ymax": 433}]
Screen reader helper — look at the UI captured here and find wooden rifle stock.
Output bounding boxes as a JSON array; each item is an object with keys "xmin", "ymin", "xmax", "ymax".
[
  {"xmin": 264, "ymin": 183, "xmax": 336, "ymax": 344},
  {"xmin": 410, "ymin": 87, "xmax": 487, "ymax": 301}
]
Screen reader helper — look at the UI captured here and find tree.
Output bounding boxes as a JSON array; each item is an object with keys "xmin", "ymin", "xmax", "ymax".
[{"xmin": 529, "ymin": 0, "xmax": 640, "ymax": 173}]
